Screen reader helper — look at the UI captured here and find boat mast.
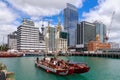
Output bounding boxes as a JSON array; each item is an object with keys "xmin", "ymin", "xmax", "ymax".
[{"xmin": 45, "ymin": 21, "xmax": 50, "ymax": 57}]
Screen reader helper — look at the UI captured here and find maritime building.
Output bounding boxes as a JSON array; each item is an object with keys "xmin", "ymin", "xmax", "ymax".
[
  {"xmin": 17, "ymin": 19, "xmax": 46, "ymax": 51},
  {"xmin": 64, "ymin": 3, "xmax": 78, "ymax": 47},
  {"xmin": 8, "ymin": 31, "xmax": 17, "ymax": 50},
  {"xmin": 87, "ymin": 34, "xmax": 111, "ymax": 52},
  {"xmin": 76, "ymin": 21, "xmax": 96, "ymax": 51}
]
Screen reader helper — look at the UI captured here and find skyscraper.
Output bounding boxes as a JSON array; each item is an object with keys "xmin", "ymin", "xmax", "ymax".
[
  {"xmin": 64, "ymin": 3, "xmax": 78, "ymax": 47},
  {"xmin": 55, "ymin": 19, "xmax": 68, "ymax": 53},
  {"xmin": 94, "ymin": 21, "xmax": 107, "ymax": 42},
  {"xmin": 49, "ymin": 27, "xmax": 56, "ymax": 51},
  {"xmin": 76, "ymin": 21, "xmax": 96, "ymax": 50},
  {"xmin": 44, "ymin": 25, "xmax": 56, "ymax": 52},
  {"xmin": 44, "ymin": 19, "xmax": 68, "ymax": 53},
  {"xmin": 17, "ymin": 19, "xmax": 46, "ymax": 51}
]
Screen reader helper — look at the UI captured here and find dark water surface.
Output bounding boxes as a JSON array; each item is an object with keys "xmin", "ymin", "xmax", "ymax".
[{"xmin": 0, "ymin": 56, "xmax": 120, "ymax": 80}]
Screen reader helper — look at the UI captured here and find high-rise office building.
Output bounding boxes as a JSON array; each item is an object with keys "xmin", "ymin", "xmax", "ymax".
[
  {"xmin": 94, "ymin": 21, "xmax": 107, "ymax": 42},
  {"xmin": 55, "ymin": 20, "xmax": 68, "ymax": 53},
  {"xmin": 8, "ymin": 31, "xmax": 17, "ymax": 49},
  {"xmin": 76, "ymin": 21, "xmax": 96, "ymax": 50},
  {"xmin": 44, "ymin": 19, "xmax": 68, "ymax": 53},
  {"xmin": 17, "ymin": 19, "xmax": 46, "ymax": 51},
  {"xmin": 64, "ymin": 3, "xmax": 78, "ymax": 47},
  {"xmin": 48, "ymin": 27, "xmax": 56, "ymax": 51},
  {"xmin": 44, "ymin": 25, "xmax": 56, "ymax": 52}
]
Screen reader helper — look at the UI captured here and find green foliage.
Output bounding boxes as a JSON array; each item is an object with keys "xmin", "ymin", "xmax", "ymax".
[{"xmin": 0, "ymin": 44, "xmax": 9, "ymax": 51}]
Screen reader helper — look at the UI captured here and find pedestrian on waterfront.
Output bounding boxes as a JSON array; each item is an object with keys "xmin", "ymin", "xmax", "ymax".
[{"xmin": 36, "ymin": 57, "xmax": 39, "ymax": 63}]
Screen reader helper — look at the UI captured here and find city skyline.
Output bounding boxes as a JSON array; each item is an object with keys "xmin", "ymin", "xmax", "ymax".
[{"xmin": 0, "ymin": 0, "xmax": 120, "ymax": 44}]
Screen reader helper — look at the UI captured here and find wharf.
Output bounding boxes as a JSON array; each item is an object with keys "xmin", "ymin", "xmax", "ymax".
[
  {"xmin": 22, "ymin": 52, "xmax": 120, "ymax": 59},
  {"xmin": 23, "ymin": 53, "xmax": 44, "ymax": 56},
  {"xmin": 71, "ymin": 52, "xmax": 120, "ymax": 59}
]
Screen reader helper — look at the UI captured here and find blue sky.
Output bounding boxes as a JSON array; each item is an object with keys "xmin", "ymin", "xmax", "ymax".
[
  {"xmin": 78, "ymin": 0, "xmax": 98, "ymax": 20},
  {"xmin": 0, "ymin": 0, "xmax": 120, "ymax": 44}
]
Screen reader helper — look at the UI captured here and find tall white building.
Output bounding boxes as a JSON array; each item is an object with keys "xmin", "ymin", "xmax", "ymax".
[{"xmin": 17, "ymin": 19, "xmax": 46, "ymax": 51}]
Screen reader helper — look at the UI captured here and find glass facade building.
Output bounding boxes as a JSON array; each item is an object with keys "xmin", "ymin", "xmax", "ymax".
[
  {"xmin": 44, "ymin": 27, "xmax": 56, "ymax": 52},
  {"xmin": 49, "ymin": 27, "xmax": 56, "ymax": 51},
  {"xmin": 94, "ymin": 21, "xmax": 106, "ymax": 42},
  {"xmin": 59, "ymin": 31, "xmax": 68, "ymax": 39},
  {"xmin": 8, "ymin": 31, "xmax": 17, "ymax": 49},
  {"xmin": 77, "ymin": 21, "xmax": 96, "ymax": 50},
  {"xmin": 64, "ymin": 3, "xmax": 78, "ymax": 47}
]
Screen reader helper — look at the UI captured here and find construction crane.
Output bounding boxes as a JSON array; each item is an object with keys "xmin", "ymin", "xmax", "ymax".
[{"xmin": 104, "ymin": 11, "xmax": 115, "ymax": 42}]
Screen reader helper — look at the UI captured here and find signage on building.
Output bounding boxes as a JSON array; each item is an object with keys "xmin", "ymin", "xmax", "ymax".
[
  {"xmin": 70, "ymin": 49, "xmax": 76, "ymax": 52},
  {"xmin": 76, "ymin": 44, "xmax": 84, "ymax": 48}
]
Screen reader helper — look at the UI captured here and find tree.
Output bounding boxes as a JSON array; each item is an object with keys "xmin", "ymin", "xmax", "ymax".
[{"xmin": 0, "ymin": 44, "xmax": 9, "ymax": 51}]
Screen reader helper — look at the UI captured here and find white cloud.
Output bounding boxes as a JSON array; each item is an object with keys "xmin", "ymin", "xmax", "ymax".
[
  {"xmin": 0, "ymin": 24, "xmax": 17, "ymax": 44},
  {"xmin": 0, "ymin": 1, "xmax": 17, "ymax": 44},
  {"xmin": 0, "ymin": 2, "xmax": 17, "ymax": 24},
  {"xmin": 34, "ymin": 20, "xmax": 56, "ymax": 32},
  {"xmin": 34, "ymin": 19, "xmax": 65, "ymax": 33},
  {"xmin": 8, "ymin": 0, "xmax": 83, "ymax": 17},
  {"xmin": 83, "ymin": 0, "xmax": 120, "ymax": 43}
]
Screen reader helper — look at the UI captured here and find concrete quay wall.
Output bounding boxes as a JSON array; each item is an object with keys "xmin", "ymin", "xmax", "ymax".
[{"xmin": 71, "ymin": 53, "xmax": 120, "ymax": 59}]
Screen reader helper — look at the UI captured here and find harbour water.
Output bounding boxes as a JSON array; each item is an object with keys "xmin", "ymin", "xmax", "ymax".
[{"xmin": 0, "ymin": 56, "xmax": 120, "ymax": 80}]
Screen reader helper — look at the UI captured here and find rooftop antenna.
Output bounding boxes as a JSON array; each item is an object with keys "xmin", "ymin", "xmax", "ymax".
[
  {"xmin": 48, "ymin": 20, "xmax": 50, "ymax": 26},
  {"xmin": 58, "ymin": 14, "xmax": 61, "ymax": 26},
  {"xmin": 41, "ymin": 19, "xmax": 44, "ymax": 34}
]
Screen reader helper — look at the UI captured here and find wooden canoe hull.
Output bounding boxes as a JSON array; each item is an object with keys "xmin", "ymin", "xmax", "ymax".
[
  {"xmin": 0, "ymin": 53, "xmax": 23, "ymax": 57},
  {"xmin": 68, "ymin": 63, "xmax": 90, "ymax": 74}
]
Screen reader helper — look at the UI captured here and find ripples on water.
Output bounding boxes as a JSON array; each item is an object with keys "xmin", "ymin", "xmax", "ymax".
[{"xmin": 0, "ymin": 56, "xmax": 120, "ymax": 80}]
